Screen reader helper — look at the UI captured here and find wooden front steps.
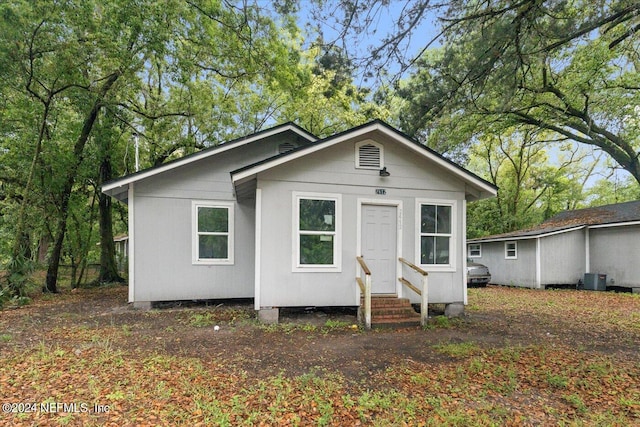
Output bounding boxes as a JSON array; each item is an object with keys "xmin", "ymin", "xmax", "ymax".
[{"xmin": 360, "ymin": 296, "xmax": 422, "ymax": 328}]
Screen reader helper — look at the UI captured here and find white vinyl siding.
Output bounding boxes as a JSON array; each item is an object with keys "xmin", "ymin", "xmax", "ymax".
[
  {"xmin": 192, "ymin": 201, "xmax": 234, "ymax": 265},
  {"xmin": 293, "ymin": 192, "xmax": 342, "ymax": 272},
  {"xmin": 417, "ymin": 199, "xmax": 456, "ymax": 270},
  {"xmin": 355, "ymin": 140, "xmax": 383, "ymax": 169},
  {"xmin": 505, "ymin": 241, "xmax": 517, "ymax": 259}
]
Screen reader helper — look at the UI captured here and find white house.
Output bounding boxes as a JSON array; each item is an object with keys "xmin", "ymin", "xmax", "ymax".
[
  {"xmin": 102, "ymin": 120, "xmax": 497, "ymax": 323},
  {"xmin": 467, "ymin": 201, "xmax": 640, "ymax": 291}
]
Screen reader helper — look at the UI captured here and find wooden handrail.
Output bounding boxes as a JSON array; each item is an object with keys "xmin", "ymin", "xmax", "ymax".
[
  {"xmin": 356, "ymin": 256, "xmax": 371, "ymax": 276},
  {"xmin": 399, "ymin": 257, "xmax": 428, "ymax": 276},
  {"xmin": 399, "ymin": 277, "xmax": 421, "ymax": 296},
  {"xmin": 399, "ymin": 258, "xmax": 429, "ymax": 327},
  {"xmin": 356, "ymin": 256, "xmax": 372, "ymax": 330}
]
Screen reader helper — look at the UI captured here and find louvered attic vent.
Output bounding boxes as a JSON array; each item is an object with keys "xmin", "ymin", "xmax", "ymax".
[
  {"xmin": 356, "ymin": 141, "xmax": 382, "ymax": 169},
  {"xmin": 278, "ymin": 142, "xmax": 297, "ymax": 154}
]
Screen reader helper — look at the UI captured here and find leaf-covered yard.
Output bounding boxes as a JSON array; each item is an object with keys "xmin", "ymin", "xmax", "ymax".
[{"xmin": 1, "ymin": 285, "xmax": 638, "ymax": 426}]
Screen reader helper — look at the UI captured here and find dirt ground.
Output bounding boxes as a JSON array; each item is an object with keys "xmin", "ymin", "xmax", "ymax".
[{"xmin": 1, "ymin": 284, "xmax": 638, "ymax": 385}]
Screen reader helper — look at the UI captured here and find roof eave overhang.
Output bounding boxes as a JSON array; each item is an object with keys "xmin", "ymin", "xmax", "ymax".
[
  {"xmin": 469, "ymin": 225, "xmax": 586, "ymax": 243},
  {"xmin": 102, "ymin": 124, "xmax": 318, "ymax": 197},
  {"xmin": 587, "ymin": 220, "xmax": 640, "ymax": 229},
  {"xmin": 103, "ymin": 184, "xmax": 130, "ymax": 203}
]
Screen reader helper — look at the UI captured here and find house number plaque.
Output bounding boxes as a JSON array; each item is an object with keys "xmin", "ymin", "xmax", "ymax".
[{"xmin": 375, "ymin": 189, "xmax": 386, "ymax": 195}]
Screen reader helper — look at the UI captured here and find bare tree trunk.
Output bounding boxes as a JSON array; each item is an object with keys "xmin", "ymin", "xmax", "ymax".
[
  {"xmin": 92, "ymin": 107, "xmax": 125, "ymax": 285},
  {"xmin": 70, "ymin": 256, "xmax": 78, "ymax": 289},
  {"xmin": 37, "ymin": 235, "xmax": 50, "ymax": 264},
  {"xmin": 45, "ymin": 72, "xmax": 121, "ymax": 293},
  {"xmin": 97, "ymin": 196, "xmax": 124, "ymax": 283}
]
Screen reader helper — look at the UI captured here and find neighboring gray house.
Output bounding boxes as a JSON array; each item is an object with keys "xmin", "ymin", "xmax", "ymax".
[
  {"xmin": 103, "ymin": 120, "xmax": 497, "ymax": 319},
  {"xmin": 113, "ymin": 234, "xmax": 129, "ymax": 272},
  {"xmin": 467, "ymin": 201, "xmax": 640, "ymax": 291}
]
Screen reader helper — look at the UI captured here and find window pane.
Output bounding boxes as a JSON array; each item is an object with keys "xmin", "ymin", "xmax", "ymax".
[
  {"xmin": 435, "ymin": 236, "xmax": 450, "ymax": 264},
  {"xmin": 421, "ymin": 236, "xmax": 435, "ymax": 264},
  {"xmin": 300, "ymin": 234, "xmax": 334, "ymax": 265},
  {"xmin": 421, "ymin": 205, "xmax": 436, "ymax": 233},
  {"xmin": 198, "ymin": 207, "xmax": 228, "ymax": 232},
  {"xmin": 299, "ymin": 199, "xmax": 335, "ymax": 232},
  {"xmin": 199, "ymin": 235, "xmax": 228, "ymax": 259},
  {"xmin": 437, "ymin": 206, "xmax": 451, "ymax": 234},
  {"xmin": 421, "ymin": 236, "xmax": 450, "ymax": 264}
]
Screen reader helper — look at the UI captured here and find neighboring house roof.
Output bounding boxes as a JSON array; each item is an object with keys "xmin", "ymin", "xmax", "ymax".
[
  {"xmin": 469, "ymin": 200, "xmax": 640, "ymax": 243},
  {"xmin": 545, "ymin": 200, "xmax": 640, "ymax": 227},
  {"xmin": 102, "ymin": 122, "xmax": 318, "ymax": 201},
  {"xmin": 231, "ymin": 120, "xmax": 497, "ymax": 200}
]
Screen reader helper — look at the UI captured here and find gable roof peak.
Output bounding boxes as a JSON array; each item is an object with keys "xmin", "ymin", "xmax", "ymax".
[{"xmin": 231, "ymin": 119, "xmax": 497, "ymax": 200}]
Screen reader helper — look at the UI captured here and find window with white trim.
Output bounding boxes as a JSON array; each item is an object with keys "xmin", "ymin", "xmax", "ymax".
[
  {"xmin": 418, "ymin": 201, "xmax": 455, "ymax": 267},
  {"xmin": 355, "ymin": 140, "xmax": 383, "ymax": 169},
  {"xmin": 505, "ymin": 241, "xmax": 517, "ymax": 259},
  {"xmin": 293, "ymin": 193, "xmax": 341, "ymax": 271},
  {"xmin": 192, "ymin": 201, "xmax": 234, "ymax": 264},
  {"xmin": 468, "ymin": 243, "xmax": 482, "ymax": 258}
]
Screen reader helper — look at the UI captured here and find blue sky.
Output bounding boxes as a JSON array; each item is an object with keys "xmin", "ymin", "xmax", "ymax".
[{"xmin": 295, "ymin": 0, "xmax": 440, "ymax": 84}]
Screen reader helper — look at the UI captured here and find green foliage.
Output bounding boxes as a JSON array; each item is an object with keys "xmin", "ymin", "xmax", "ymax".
[
  {"xmin": 585, "ymin": 175, "xmax": 640, "ymax": 207},
  {"xmin": 272, "ymin": 44, "xmax": 391, "ymax": 137},
  {"xmin": 185, "ymin": 308, "xmax": 252, "ymax": 327},
  {"xmin": 3, "ymin": 253, "xmax": 35, "ymax": 301},
  {"xmin": 397, "ymin": 0, "xmax": 640, "ymax": 185},
  {"xmin": 425, "ymin": 315, "xmax": 461, "ymax": 329},
  {"xmin": 322, "ymin": 319, "xmax": 351, "ymax": 330},
  {"xmin": 547, "ymin": 373, "xmax": 569, "ymax": 389},
  {"xmin": 465, "ymin": 130, "xmax": 592, "ymax": 237},
  {"xmin": 0, "ymin": 0, "xmax": 390, "ymax": 297},
  {"xmin": 188, "ymin": 312, "xmax": 218, "ymax": 328},
  {"xmin": 563, "ymin": 393, "xmax": 588, "ymax": 414}
]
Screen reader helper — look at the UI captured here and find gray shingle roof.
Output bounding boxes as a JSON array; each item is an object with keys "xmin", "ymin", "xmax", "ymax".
[
  {"xmin": 543, "ymin": 200, "xmax": 640, "ymax": 227},
  {"xmin": 469, "ymin": 200, "xmax": 640, "ymax": 242}
]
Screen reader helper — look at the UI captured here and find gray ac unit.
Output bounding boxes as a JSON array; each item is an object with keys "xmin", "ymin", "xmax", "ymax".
[{"xmin": 583, "ymin": 273, "xmax": 606, "ymax": 291}]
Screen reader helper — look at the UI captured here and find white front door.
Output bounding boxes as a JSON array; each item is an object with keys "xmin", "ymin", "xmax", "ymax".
[{"xmin": 361, "ymin": 204, "xmax": 398, "ymax": 294}]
